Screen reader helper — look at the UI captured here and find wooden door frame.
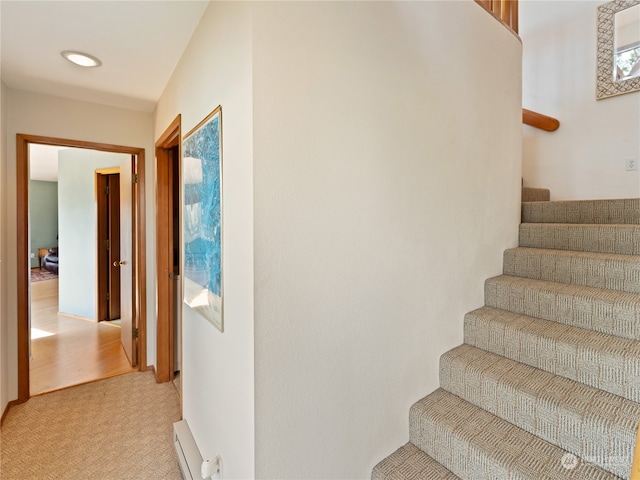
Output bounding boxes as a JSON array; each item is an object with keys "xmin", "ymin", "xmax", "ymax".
[
  {"xmin": 16, "ymin": 134, "xmax": 147, "ymax": 402},
  {"xmin": 155, "ymin": 115, "xmax": 181, "ymax": 383}
]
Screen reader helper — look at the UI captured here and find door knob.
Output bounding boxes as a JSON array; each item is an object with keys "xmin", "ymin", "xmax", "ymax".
[{"xmin": 113, "ymin": 260, "xmax": 126, "ymax": 267}]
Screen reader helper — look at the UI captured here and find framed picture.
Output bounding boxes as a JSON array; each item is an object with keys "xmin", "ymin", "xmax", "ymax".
[{"xmin": 182, "ymin": 106, "xmax": 223, "ymax": 331}]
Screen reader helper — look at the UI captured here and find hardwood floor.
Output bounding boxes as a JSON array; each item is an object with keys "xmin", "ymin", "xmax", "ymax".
[{"xmin": 30, "ymin": 277, "xmax": 136, "ymax": 396}]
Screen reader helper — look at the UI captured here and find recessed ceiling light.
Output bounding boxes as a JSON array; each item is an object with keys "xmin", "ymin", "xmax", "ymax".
[{"xmin": 61, "ymin": 50, "xmax": 102, "ymax": 68}]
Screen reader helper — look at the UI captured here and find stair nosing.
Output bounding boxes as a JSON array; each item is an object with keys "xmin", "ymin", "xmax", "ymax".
[
  {"xmin": 486, "ymin": 274, "xmax": 640, "ymax": 303},
  {"xmin": 505, "ymin": 245, "xmax": 640, "ymax": 261}
]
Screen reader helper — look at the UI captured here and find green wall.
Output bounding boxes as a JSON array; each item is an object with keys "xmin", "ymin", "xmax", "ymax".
[{"xmin": 29, "ymin": 180, "xmax": 58, "ymax": 268}]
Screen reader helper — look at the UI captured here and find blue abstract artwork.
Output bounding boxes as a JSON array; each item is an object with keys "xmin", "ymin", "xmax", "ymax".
[{"xmin": 182, "ymin": 106, "xmax": 223, "ymax": 331}]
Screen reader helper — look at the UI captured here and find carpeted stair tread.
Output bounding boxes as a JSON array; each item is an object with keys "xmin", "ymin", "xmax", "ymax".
[
  {"xmin": 485, "ymin": 274, "xmax": 640, "ymax": 341},
  {"xmin": 409, "ymin": 388, "xmax": 616, "ymax": 479},
  {"xmin": 522, "ymin": 198, "xmax": 640, "ymax": 225},
  {"xmin": 522, "ymin": 187, "xmax": 550, "ymax": 202},
  {"xmin": 371, "ymin": 442, "xmax": 460, "ymax": 480},
  {"xmin": 373, "ymin": 198, "xmax": 640, "ymax": 479},
  {"xmin": 440, "ymin": 344, "xmax": 640, "ymax": 478},
  {"xmin": 519, "ymin": 223, "xmax": 640, "ymax": 255},
  {"xmin": 464, "ymin": 306, "xmax": 640, "ymax": 403},
  {"xmin": 503, "ymin": 247, "xmax": 640, "ymax": 294}
]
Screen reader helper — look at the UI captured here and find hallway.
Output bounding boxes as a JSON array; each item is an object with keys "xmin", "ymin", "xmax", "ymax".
[
  {"xmin": 30, "ymin": 277, "xmax": 135, "ymax": 395},
  {"xmin": 1, "ymin": 371, "xmax": 181, "ymax": 479}
]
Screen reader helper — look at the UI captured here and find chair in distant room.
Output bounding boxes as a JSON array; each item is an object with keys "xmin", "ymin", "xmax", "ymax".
[{"xmin": 43, "ymin": 247, "xmax": 59, "ymax": 274}]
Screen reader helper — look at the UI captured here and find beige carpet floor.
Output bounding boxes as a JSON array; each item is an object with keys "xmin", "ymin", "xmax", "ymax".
[{"xmin": 0, "ymin": 371, "xmax": 182, "ymax": 480}]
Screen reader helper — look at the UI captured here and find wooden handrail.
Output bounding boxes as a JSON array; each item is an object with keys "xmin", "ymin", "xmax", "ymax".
[
  {"xmin": 474, "ymin": 0, "xmax": 558, "ymax": 132},
  {"xmin": 475, "ymin": 0, "xmax": 518, "ymax": 33},
  {"xmin": 522, "ymin": 108, "xmax": 560, "ymax": 132},
  {"xmin": 474, "ymin": 1, "xmax": 560, "ymax": 133}
]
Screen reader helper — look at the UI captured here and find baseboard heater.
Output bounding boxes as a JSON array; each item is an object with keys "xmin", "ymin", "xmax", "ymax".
[{"xmin": 174, "ymin": 419, "xmax": 205, "ymax": 480}]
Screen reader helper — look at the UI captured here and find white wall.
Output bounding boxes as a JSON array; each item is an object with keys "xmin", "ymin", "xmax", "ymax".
[
  {"xmin": 521, "ymin": 0, "xmax": 640, "ymax": 200},
  {"xmin": 252, "ymin": 2, "xmax": 521, "ymax": 478},
  {"xmin": 154, "ymin": 3, "xmax": 255, "ymax": 479},
  {"xmin": 3, "ymin": 90, "xmax": 155, "ymax": 402},
  {"xmin": 0, "ymin": 4, "xmax": 522, "ymax": 478},
  {"xmin": 57, "ymin": 149, "xmax": 129, "ymax": 320}
]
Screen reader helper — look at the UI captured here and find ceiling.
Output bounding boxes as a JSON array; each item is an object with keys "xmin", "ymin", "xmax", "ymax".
[
  {"xmin": 1, "ymin": 0, "xmax": 209, "ymax": 113},
  {"xmin": 29, "ymin": 144, "xmax": 67, "ymax": 182},
  {"xmin": 2, "ymin": 1, "xmax": 209, "ymax": 181}
]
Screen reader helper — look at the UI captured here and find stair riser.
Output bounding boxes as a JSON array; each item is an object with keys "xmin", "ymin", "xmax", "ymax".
[
  {"xmin": 519, "ymin": 224, "xmax": 640, "ymax": 255},
  {"xmin": 503, "ymin": 248, "xmax": 640, "ymax": 294},
  {"xmin": 522, "ymin": 187, "xmax": 550, "ymax": 203},
  {"xmin": 464, "ymin": 309, "xmax": 640, "ymax": 403},
  {"xmin": 522, "ymin": 199, "xmax": 640, "ymax": 224},
  {"xmin": 439, "ymin": 346, "xmax": 640, "ymax": 478},
  {"xmin": 485, "ymin": 276, "xmax": 640, "ymax": 341},
  {"xmin": 409, "ymin": 389, "xmax": 617, "ymax": 479}
]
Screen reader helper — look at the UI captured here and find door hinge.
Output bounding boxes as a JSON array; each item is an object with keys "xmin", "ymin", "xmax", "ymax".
[
  {"xmin": 134, "ymin": 328, "xmax": 139, "ymax": 338},
  {"xmin": 133, "ymin": 174, "xmax": 138, "ymax": 184},
  {"xmin": 104, "ymin": 185, "xmax": 109, "ymax": 195},
  {"xmin": 106, "ymin": 292, "xmax": 110, "ymax": 301},
  {"xmin": 104, "ymin": 239, "xmax": 110, "ymax": 250}
]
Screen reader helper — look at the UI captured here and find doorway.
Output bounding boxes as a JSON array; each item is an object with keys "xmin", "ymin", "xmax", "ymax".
[
  {"xmin": 28, "ymin": 148, "xmax": 136, "ymax": 395},
  {"xmin": 155, "ymin": 115, "xmax": 182, "ymax": 389},
  {"xmin": 16, "ymin": 134, "xmax": 148, "ymax": 403}
]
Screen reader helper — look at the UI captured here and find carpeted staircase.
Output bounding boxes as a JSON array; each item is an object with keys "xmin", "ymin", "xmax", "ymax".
[{"xmin": 372, "ymin": 197, "xmax": 640, "ymax": 479}]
